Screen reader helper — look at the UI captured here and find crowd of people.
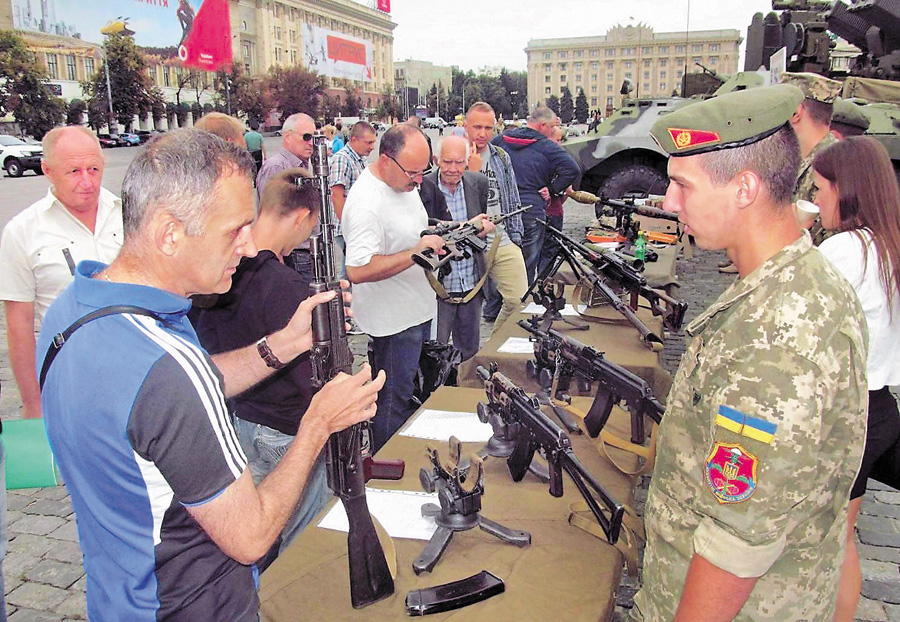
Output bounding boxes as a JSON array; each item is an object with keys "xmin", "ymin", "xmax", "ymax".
[{"xmin": 0, "ymin": 71, "xmax": 896, "ymax": 621}]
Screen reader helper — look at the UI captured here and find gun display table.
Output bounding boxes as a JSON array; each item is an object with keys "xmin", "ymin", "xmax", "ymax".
[
  {"xmin": 457, "ymin": 285, "xmax": 672, "ymax": 399},
  {"xmin": 259, "ymin": 386, "xmax": 641, "ymax": 622}
]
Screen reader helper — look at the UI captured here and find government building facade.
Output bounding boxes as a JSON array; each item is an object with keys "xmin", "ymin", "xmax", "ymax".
[{"xmin": 526, "ymin": 24, "xmax": 741, "ymax": 113}]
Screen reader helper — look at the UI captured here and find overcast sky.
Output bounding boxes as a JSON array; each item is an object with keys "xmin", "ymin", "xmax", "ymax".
[{"xmin": 383, "ymin": 0, "xmax": 776, "ymax": 72}]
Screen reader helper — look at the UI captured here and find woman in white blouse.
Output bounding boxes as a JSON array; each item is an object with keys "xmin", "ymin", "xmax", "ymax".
[{"xmin": 813, "ymin": 136, "xmax": 900, "ymax": 622}]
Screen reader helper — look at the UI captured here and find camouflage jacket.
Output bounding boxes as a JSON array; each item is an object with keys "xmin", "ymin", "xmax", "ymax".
[
  {"xmin": 631, "ymin": 232, "xmax": 868, "ymax": 622},
  {"xmin": 794, "ymin": 132, "xmax": 838, "ymax": 246}
]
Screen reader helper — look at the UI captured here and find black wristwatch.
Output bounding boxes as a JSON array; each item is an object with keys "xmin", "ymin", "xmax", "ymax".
[{"xmin": 256, "ymin": 336, "xmax": 286, "ymax": 370}]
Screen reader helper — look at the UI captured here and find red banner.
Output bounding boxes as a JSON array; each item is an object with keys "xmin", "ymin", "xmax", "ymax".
[
  {"xmin": 377, "ymin": 0, "xmax": 391, "ymax": 13},
  {"xmin": 326, "ymin": 36, "xmax": 367, "ymax": 66},
  {"xmin": 178, "ymin": 0, "xmax": 233, "ymax": 72}
]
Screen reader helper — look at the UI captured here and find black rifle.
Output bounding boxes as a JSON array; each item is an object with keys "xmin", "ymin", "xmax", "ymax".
[
  {"xmin": 596, "ymin": 197, "xmax": 679, "ymax": 255},
  {"xmin": 306, "ymin": 133, "xmax": 394, "ymax": 608},
  {"xmin": 475, "ymin": 364, "xmax": 625, "ymax": 544},
  {"xmin": 412, "ymin": 204, "xmax": 530, "ymax": 275},
  {"xmin": 531, "ymin": 221, "xmax": 687, "ymax": 344},
  {"xmin": 517, "ymin": 317, "xmax": 664, "ymax": 444}
]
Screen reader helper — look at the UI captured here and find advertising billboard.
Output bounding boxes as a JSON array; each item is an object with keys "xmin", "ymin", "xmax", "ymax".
[
  {"xmin": 11, "ymin": 0, "xmax": 233, "ymax": 71},
  {"xmin": 302, "ymin": 23, "xmax": 374, "ymax": 83}
]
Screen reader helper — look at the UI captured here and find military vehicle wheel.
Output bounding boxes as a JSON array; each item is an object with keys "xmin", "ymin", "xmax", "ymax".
[{"xmin": 596, "ymin": 165, "xmax": 668, "ymax": 208}]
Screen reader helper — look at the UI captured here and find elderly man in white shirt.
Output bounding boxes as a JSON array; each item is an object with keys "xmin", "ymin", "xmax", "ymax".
[{"xmin": 0, "ymin": 126, "xmax": 123, "ymax": 419}]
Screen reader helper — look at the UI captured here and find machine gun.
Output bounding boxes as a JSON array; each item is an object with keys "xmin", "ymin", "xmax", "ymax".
[
  {"xmin": 525, "ymin": 221, "xmax": 687, "ymax": 350},
  {"xmin": 569, "ymin": 191, "xmax": 680, "ymax": 251},
  {"xmin": 412, "ymin": 204, "xmax": 530, "ymax": 275},
  {"xmin": 307, "ymin": 133, "xmax": 394, "ymax": 608},
  {"xmin": 475, "ymin": 364, "xmax": 625, "ymax": 544},
  {"xmin": 517, "ymin": 317, "xmax": 664, "ymax": 445}
]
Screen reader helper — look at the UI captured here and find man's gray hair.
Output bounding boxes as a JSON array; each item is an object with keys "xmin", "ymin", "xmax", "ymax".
[
  {"xmin": 528, "ymin": 105, "xmax": 556, "ymax": 125},
  {"xmin": 698, "ymin": 125, "xmax": 800, "ymax": 207},
  {"xmin": 282, "ymin": 112, "xmax": 314, "ymax": 134},
  {"xmin": 121, "ymin": 128, "xmax": 255, "ymax": 238},
  {"xmin": 437, "ymin": 135, "xmax": 470, "ymax": 161}
]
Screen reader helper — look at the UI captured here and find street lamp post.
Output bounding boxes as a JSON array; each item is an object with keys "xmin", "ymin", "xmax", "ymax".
[{"xmin": 99, "ymin": 42, "xmax": 116, "ymax": 134}]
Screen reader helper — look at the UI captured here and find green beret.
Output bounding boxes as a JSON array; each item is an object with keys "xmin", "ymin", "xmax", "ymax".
[
  {"xmin": 650, "ymin": 84, "xmax": 804, "ymax": 156},
  {"xmin": 832, "ymin": 97, "xmax": 870, "ymax": 131},
  {"xmin": 780, "ymin": 71, "xmax": 842, "ymax": 103}
]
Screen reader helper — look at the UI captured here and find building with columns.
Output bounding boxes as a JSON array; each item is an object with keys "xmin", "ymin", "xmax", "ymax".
[
  {"xmin": 526, "ymin": 24, "xmax": 741, "ymax": 113},
  {"xmin": 1, "ymin": 0, "xmax": 395, "ymax": 130}
]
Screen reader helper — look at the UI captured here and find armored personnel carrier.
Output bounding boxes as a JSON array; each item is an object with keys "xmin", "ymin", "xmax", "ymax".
[{"xmin": 566, "ymin": 0, "xmax": 900, "ymax": 214}]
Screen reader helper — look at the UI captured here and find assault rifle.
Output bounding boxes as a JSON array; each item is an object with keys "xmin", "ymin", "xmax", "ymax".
[
  {"xmin": 412, "ymin": 204, "xmax": 530, "ymax": 275},
  {"xmin": 517, "ymin": 317, "xmax": 664, "ymax": 444},
  {"xmin": 306, "ymin": 133, "xmax": 394, "ymax": 608},
  {"xmin": 531, "ymin": 221, "xmax": 687, "ymax": 348},
  {"xmin": 475, "ymin": 364, "xmax": 625, "ymax": 544}
]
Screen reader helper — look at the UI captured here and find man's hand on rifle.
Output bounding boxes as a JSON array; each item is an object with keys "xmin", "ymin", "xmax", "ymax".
[
  {"xmin": 306, "ymin": 364, "xmax": 386, "ymax": 440},
  {"xmin": 414, "ymin": 234, "xmax": 446, "ymax": 257},
  {"xmin": 468, "ymin": 213, "xmax": 496, "ymax": 238},
  {"xmin": 538, "ymin": 187, "xmax": 551, "ymax": 204},
  {"xmin": 269, "ymin": 286, "xmax": 353, "ymax": 363}
]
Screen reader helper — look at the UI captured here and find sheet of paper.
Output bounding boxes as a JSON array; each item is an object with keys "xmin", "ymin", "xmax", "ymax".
[
  {"xmin": 400, "ymin": 409, "xmax": 494, "ymax": 443},
  {"xmin": 317, "ymin": 488, "xmax": 439, "ymax": 541},
  {"xmin": 521, "ymin": 302, "xmax": 580, "ymax": 316},
  {"xmin": 497, "ymin": 336, "xmax": 535, "ymax": 354}
]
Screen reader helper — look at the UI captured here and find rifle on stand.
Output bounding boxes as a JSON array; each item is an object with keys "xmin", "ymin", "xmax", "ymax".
[{"xmin": 306, "ymin": 133, "xmax": 394, "ymax": 608}]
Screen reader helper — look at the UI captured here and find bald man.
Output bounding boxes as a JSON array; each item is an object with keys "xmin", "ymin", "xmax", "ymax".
[{"xmin": 0, "ymin": 126, "xmax": 123, "ymax": 420}]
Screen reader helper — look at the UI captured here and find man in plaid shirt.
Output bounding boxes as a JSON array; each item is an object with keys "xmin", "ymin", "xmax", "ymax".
[
  {"xmin": 329, "ymin": 121, "xmax": 377, "ymax": 279},
  {"xmin": 425, "ymin": 135, "xmax": 494, "ymax": 361}
]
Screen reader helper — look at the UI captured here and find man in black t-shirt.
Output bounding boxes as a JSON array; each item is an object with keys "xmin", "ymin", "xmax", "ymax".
[{"xmin": 196, "ymin": 167, "xmax": 328, "ymax": 568}]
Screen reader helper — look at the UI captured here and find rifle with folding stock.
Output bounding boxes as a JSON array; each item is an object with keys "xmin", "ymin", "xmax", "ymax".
[
  {"xmin": 475, "ymin": 364, "xmax": 625, "ymax": 544},
  {"xmin": 306, "ymin": 133, "xmax": 394, "ymax": 608},
  {"xmin": 412, "ymin": 204, "xmax": 530, "ymax": 275},
  {"xmin": 517, "ymin": 317, "xmax": 664, "ymax": 446}
]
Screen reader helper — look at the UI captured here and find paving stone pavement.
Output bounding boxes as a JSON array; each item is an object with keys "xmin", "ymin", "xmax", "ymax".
[{"xmin": 0, "ymin": 200, "xmax": 897, "ymax": 620}]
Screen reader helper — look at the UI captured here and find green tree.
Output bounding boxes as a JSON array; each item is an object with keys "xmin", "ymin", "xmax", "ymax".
[
  {"xmin": 559, "ymin": 87, "xmax": 574, "ymax": 124},
  {"xmin": 265, "ymin": 66, "xmax": 324, "ymax": 120},
  {"xmin": 546, "ymin": 95, "xmax": 560, "ymax": 116},
  {"xmin": 150, "ymin": 88, "xmax": 166, "ymax": 126},
  {"xmin": 375, "ymin": 87, "xmax": 398, "ymax": 121},
  {"xmin": 341, "ymin": 81, "xmax": 361, "ymax": 117},
  {"xmin": 215, "ymin": 64, "xmax": 269, "ymax": 122},
  {"xmin": 0, "ymin": 31, "xmax": 66, "ymax": 138},
  {"xmin": 82, "ymin": 34, "xmax": 155, "ymax": 131},
  {"xmin": 574, "ymin": 89, "xmax": 589, "ymax": 124},
  {"xmin": 66, "ymin": 98, "xmax": 87, "ymax": 125}
]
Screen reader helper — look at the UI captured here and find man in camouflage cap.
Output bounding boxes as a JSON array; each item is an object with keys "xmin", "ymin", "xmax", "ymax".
[
  {"xmin": 782, "ymin": 71, "xmax": 843, "ymax": 244},
  {"xmin": 629, "ymin": 85, "xmax": 868, "ymax": 622},
  {"xmin": 830, "ymin": 97, "xmax": 871, "ymax": 139}
]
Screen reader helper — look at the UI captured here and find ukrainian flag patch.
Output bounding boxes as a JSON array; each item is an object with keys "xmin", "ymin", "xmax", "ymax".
[{"xmin": 715, "ymin": 405, "xmax": 776, "ymax": 445}]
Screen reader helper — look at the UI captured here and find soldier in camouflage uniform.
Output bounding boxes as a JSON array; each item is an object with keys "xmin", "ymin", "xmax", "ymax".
[
  {"xmin": 782, "ymin": 71, "xmax": 843, "ymax": 246},
  {"xmin": 630, "ymin": 85, "xmax": 869, "ymax": 622}
]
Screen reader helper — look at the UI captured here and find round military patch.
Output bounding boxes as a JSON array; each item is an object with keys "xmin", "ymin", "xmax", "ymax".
[{"xmin": 705, "ymin": 442, "xmax": 758, "ymax": 504}]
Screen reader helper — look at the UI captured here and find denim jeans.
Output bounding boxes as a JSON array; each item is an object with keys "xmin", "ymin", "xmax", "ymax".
[
  {"xmin": 538, "ymin": 213, "xmax": 564, "ymax": 276},
  {"xmin": 232, "ymin": 417, "xmax": 330, "ymax": 564},
  {"xmin": 370, "ymin": 321, "xmax": 430, "ymax": 452},
  {"xmin": 284, "ymin": 249, "xmax": 313, "ymax": 292},
  {"xmin": 521, "ymin": 215, "xmax": 546, "ymax": 286}
]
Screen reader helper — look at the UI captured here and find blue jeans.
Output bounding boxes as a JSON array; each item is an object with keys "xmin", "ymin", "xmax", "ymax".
[
  {"xmin": 538, "ymin": 213, "xmax": 564, "ymax": 276},
  {"xmin": 521, "ymin": 215, "xmax": 546, "ymax": 286},
  {"xmin": 370, "ymin": 321, "xmax": 430, "ymax": 452},
  {"xmin": 232, "ymin": 417, "xmax": 330, "ymax": 561},
  {"xmin": 285, "ymin": 249, "xmax": 313, "ymax": 292}
]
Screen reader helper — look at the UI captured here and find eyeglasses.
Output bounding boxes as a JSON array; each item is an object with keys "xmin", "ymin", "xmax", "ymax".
[{"xmin": 387, "ymin": 154, "xmax": 432, "ymax": 180}]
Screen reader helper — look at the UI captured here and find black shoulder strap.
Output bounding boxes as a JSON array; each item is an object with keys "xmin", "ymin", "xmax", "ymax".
[{"xmin": 39, "ymin": 305, "xmax": 166, "ymax": 391}]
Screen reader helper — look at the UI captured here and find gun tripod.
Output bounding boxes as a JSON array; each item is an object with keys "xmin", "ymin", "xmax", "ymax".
[{"xmin": 414, "ymin": 437, "xmax": 530, "ymax": 574}]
